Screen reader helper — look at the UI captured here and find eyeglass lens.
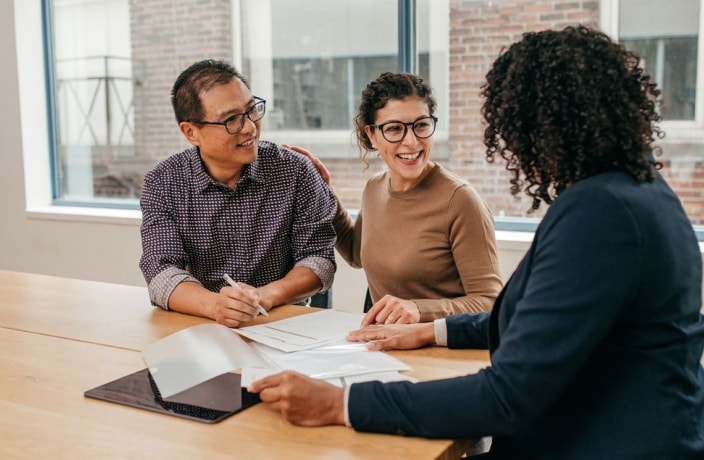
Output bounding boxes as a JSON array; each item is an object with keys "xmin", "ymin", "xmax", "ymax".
[
  {"xmin": 380, "ymin": 117, "xmax": 436, "ymax": 142},
  {"xmin": 225, "ymin": 100, "xmax": 266, "ymax": 134}
]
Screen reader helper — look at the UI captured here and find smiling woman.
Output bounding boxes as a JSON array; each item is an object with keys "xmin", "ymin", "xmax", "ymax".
[{"xmin": 306, "ymin": 71, "xmax": 503, "ymax": 323}]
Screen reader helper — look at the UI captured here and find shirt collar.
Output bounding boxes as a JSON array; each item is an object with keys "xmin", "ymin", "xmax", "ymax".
[{"xmin": 189, "ymin": 144, "xmax": 264, "ymax": 192}]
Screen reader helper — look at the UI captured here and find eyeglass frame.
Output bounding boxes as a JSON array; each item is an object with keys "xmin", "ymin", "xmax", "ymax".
[
  {"xmin": 188, "ymin": 96, "xmax": 267, "ymax": 134},
  {"xmin": 368, "ymin": 115, "xmax": 438, "ymax": 143}
]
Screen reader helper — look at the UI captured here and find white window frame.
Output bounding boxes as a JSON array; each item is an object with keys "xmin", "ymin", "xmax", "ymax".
[
  {"xmin": 15, "ymin": 0, "xmax": 140, "ymax": 224},
  {"xmin": 601, "ymin": 0, "xmax": 704, "ymax": 140}
]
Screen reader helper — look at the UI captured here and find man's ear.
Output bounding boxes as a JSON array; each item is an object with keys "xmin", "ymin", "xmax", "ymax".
[{"xmin": 179, "ymin": 121, "xmax": 200, "ymax": 146}]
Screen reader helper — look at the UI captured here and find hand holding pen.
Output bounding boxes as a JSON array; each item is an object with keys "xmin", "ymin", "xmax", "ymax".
[{"xmin": 222, "ymin": 273, "xmax": 270, "ymax": 317}]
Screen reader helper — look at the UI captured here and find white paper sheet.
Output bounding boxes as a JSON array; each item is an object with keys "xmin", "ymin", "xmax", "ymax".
[
  {"xmin": 233, "ymin": 309, "xmax": 365, "ymax": 352},
  {"xmin": 141, "ymin": 323, "xmax": 269, "ymax": 398},
  {"xmin": 248, "ymin": 338, "xmax": 411, "ymax": 380},
  {"xmin": 240, "ymin": 369, "xmax": 416, "ymax": 388}
]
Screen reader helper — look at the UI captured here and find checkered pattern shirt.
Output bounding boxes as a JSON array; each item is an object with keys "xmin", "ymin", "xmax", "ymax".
[{"xmin": 139, "ymin": 141, "xmax": 337, "ymax": 309}]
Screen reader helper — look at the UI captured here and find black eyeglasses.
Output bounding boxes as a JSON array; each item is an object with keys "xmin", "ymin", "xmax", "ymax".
[
  {"xmin": 190, "ymin": 96, "xmax": 266, "ymax": 134},
  {"xmin": 369, "ymin": 115, "xmax": 438, "ymax": 143}
]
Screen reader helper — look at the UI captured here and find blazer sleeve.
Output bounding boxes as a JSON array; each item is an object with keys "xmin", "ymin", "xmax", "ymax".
[{"xmin": 445, "ymin": 312, "xmax": 491, "ymax": 349}]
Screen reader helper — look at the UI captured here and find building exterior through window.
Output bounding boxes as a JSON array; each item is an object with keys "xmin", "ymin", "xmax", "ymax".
[{"xmin": 47, "ymin": 0, "xmax": 704, "ymax": 232}]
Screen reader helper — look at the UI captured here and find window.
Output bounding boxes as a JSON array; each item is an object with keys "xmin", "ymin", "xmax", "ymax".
[
  {"xmin": 43, "ymin": 0, "xmax": 704, "ymax": 236},
  {"xmin": 617, "ymin": 0, "xmax": 700, "ymax": 121},
  {"xmin": 604, "ymin": 0, "xmax": 704, "ymax": 234}
]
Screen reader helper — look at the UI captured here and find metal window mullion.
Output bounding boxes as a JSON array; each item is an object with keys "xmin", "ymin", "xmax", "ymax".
[
  {"xmin": 398, "ymin": 0, "xmax": 417, "ymax": 74},
  {"xmin": 695, "ymin": 0, "xmax": 704, "ymax": 125},
  {"xmin": 41, "ymin": 0, "xmax": 60, "ymax": 200}
]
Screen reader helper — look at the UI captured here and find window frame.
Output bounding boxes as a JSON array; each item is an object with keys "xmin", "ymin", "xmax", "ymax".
[{"xmin": 601, "ymin": 0, "xmax": 704, "ymax": 138}]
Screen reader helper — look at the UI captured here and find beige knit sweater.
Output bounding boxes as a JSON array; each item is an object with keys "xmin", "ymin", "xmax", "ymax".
[{"xmin": 334, "ymin": 163, "xmax": 503, "ymax": 321}]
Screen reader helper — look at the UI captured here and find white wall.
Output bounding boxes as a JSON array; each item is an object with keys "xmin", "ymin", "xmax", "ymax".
[
  {"xmin": 2, "ymin": 1, "xmax": 144, "ymax": 288},
  {"xmin": 1, "ymin": 1, "xmax": 702, "ymax": 314}
]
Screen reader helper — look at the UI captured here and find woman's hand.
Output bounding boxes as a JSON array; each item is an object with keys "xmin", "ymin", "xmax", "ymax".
[
  {"xmin": 361, "ymin": 294, "xmax": 420, "ymax": 326},
  {"xmin": 248, "ymin": 371, "xmax": 346, "ymax": 426},
  {"xmin": 283, "ymin": 144, "xmax": 331, "ymax": 185},
  {"xmin": 347, "ymin": 322, "xmax": 436, "ymax": 351}
]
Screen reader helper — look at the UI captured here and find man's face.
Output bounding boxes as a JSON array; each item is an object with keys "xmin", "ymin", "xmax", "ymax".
[{"xmin": 182, "ymin": 78, "xmax": 262, "ymax": 173}]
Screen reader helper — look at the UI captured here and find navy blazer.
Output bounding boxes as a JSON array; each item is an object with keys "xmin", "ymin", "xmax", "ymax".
[{"xmin": 349, "ymin": 171, "xmax": 704, "ymax": 459}]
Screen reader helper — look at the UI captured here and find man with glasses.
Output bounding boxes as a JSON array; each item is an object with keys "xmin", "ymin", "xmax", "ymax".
[{"xmin": 139, "ymin": 59, "xmax": 337, "ymax": 327}]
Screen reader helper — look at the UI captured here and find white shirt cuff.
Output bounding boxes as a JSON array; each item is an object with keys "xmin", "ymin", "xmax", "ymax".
[
  {"xmin": 343, "ymin": 384, "xmax": 352, "ymax": 427},
  {"xmin": 434, "ymin": 318, "xmax": 448, "ymax": 346}
]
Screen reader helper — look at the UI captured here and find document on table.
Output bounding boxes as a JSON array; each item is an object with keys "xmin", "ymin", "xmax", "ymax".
[
  {"xmin": 233, "ymin": 309, "xmax": 365, "ymax": 352},
  {"xmin": 240, "ymin": 338, "xmax": 412, "ymax": 386},
  {"xmin": 142, "ymin": 319, "xmax": 412, "ymax": 397}
]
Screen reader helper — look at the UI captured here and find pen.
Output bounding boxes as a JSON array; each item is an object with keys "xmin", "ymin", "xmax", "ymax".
[{"xmin": 222, "ymin": 273, "xmax": 269, "ymax": 317}]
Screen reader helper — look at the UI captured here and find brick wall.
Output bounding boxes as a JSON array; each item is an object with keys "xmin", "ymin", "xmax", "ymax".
[
  {"xmin": 444, "ymin": 0, "xmax": 599, "ymax": 219},
  {"xmin": 130, "ymin": 0, "xmax": 234, "ymax": 166}
]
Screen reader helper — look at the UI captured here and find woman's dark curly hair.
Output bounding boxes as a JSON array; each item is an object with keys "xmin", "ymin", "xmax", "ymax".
[
  {"xmin": 354, "ymin": 72, "xmax": 436, "ymax": 167},
  {"xmin": 481, "ymin": 25, "xmax": 663, "ymax": 210}
]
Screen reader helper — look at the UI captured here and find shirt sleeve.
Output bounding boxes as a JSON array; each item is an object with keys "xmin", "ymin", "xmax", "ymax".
[
  {"xmin": 433, "ymin": 318, "xmax": 449, "ymax": 346},
  {"xmin": 139, "ymin": 168, "xmax": 194, "ymax": 309},
  {"xmin": 332, "ymin": 191, "xmax": 364, "ymax": 269},
  {"xmin": 290, "ymin": 157, "xmax": 338, "ymax": 291}
]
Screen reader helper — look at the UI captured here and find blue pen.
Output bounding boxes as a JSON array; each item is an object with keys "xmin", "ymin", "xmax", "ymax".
[{"xmin": 222, "ymin": 273, "xmax": 269, "ymax": 317}]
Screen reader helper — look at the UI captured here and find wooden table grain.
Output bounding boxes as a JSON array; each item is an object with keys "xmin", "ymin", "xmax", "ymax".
[{"xmin": 0, "ymin": 270, "xmax": 490, "ymax": 459}]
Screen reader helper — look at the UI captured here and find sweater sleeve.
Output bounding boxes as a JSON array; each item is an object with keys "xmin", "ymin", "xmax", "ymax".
[
  {"xmin": 333, "ymin": 189, "xmax": 364, "ymax": 269},
  {"xmin": 414, "ymin": 184, "xmax": 503, "ymax": 320}
]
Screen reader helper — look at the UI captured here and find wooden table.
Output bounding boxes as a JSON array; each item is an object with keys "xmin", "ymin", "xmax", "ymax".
[{"xmin": 0, "ymin": 270, "xmax": 490, "ymax": 459}]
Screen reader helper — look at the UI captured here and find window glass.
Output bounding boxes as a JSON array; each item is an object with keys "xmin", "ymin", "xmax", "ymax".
[
  {"xmin": 616, "ymin": 0, "xmax": 704, "ymax": 229},
  {"xmin": 619, "ymin": 0, "xmax": 699, "ymax": 120},
  {"xmin": 44, "ymin": 0, "xmax": 704, "ymax": 233},
  {"xmin": 52, "ymin": 0, "xmax": 134, "ymax": 202}
]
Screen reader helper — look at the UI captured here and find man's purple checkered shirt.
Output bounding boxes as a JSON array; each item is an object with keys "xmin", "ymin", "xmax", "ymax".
[{"xmin": 139, "ymin": 141, "xmax": 337, "ymax": 309}]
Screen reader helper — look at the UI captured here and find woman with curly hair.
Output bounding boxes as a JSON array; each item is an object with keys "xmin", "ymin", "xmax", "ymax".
[
  {"xmin": 294, "ymin": 71, "xmax": 503, "ymax": 324},
  {"xmin": 249, "ymin": 26, "xmax": 704, "ymax": 459}
]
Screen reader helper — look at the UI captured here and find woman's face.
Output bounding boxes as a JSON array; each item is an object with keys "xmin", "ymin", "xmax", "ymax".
[{"xmin": 365, "ymin": 97, "xmax": 434, "ymax": 192}]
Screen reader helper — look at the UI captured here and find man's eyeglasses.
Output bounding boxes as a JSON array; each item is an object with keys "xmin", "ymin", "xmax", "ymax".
[
  {"xmin": 190, "ymin": 96, "xmax": 266, "ymax": 134},
  {"xmin": 369, "ymin": 115, "xmax": 438, "ymax": 143}
]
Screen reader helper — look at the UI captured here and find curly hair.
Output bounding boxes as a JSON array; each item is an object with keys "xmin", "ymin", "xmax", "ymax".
[
  {"xmin": 354, "ymin": 72, "xmax": 437, "ymax": 167},
  {"xmin": 481, "ymin": 25, "xmax": 663, "ymax": 210}
]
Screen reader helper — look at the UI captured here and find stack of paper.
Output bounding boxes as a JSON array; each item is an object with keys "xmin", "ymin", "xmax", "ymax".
[
  {"xmin": 141, "ymin": 309, "xmax": 414, "ymax": 401},
  {"xmin": 234, "ymin": 309, "xmax": 368, "ymax": 352}
]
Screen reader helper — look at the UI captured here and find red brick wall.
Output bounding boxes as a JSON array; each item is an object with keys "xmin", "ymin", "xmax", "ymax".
[
  {"xmin": 130, "ymin": 0, "xmax": 234, "ymax": 166},
  {"xmin": 445, "ymin": 0, "xmax": 600, "ymax": 219}
]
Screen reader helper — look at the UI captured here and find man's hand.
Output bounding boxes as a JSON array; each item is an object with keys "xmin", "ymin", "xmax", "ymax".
[
  {"xmin": 248, "ymin": 371, "xmax": 346, "ymax": 426},
  {"xmin": 168, "ymin": 281, "xmax": 260, "ymax": 327},
  {"xmin": 361, "ymin": 294, "xmax": 421, "ymax": 326},
  {"xmin": 213, "ymin": 281, "xmax": 266, "ymax": 327},
  {"xmin": 347, "ymin": 322, "xmax": 436, "ymax": 351}
]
